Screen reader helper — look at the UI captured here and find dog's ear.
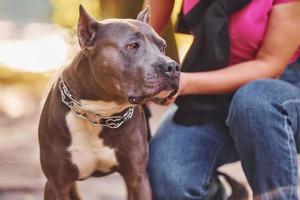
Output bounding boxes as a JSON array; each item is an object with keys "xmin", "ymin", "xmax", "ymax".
[
  {"xmin": 77, "ymin": 5, "xmax": 98, "ymax": 50},
  {"xmin": 137, "ymin": 6, "xmax": 150, "ymax": 23}
]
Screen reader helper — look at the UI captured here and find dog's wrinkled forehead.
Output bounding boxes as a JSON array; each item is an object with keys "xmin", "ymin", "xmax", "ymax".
[{"xmin": 99, "ymin": 19, "xmax": 166, "ymax": 47}]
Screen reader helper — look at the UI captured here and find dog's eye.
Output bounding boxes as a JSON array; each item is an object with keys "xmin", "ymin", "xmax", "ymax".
[{"xmin": 127, "ymin": 42, "xmax": 140, "ymax": 50}]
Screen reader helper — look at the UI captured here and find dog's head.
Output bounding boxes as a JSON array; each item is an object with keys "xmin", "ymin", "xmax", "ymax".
[{"xmin": 77, "ymin": 5, "xmax": 180, "ymax": 104}]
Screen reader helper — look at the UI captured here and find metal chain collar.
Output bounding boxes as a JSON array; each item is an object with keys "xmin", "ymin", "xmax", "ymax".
[{"xmin": 58, "ymin": 77, "xmax": 135, "ymax": 129}]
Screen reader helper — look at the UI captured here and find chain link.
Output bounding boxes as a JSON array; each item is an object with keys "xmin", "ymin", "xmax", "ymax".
[{"xmin": 58, "ymin": 78, "xmax": 135, "ymax": 129}]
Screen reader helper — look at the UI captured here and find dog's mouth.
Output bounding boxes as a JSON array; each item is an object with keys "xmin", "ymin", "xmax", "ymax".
[{"xmin": 128, "ymin": 84, "xmax": 179, "ymax": 105}]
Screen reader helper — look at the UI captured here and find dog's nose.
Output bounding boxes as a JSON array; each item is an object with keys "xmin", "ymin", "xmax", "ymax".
[{"xmin": 160, "ymin": 62, "xmax": 180, "ymax": 74}]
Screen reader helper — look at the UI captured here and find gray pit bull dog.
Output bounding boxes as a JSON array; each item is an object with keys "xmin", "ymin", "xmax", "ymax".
[{"xmin": 38, "ymin": 5, "xmax": 180, "ymax": 200}]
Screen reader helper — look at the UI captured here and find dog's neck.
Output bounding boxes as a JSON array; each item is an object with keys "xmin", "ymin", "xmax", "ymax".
[
  {"xmin": 61, "ymin": 52, "xmax": 110, "ymax": 100},
  {"xmin": 60, "ymin": 52, "xmax": 132, "ymax": 117}
]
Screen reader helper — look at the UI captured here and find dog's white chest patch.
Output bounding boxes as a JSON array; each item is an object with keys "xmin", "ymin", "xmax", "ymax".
[{"xmin": 65, "ymin": 111, "xmax": 118, "ymax": 179}]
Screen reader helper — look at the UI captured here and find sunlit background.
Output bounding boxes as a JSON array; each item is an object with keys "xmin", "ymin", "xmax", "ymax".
[
  {"xmin": 1, "ymin": 0, "xmax": 89, "ymax": 73},
  {"xmin": 0, "ymin": 0, "xmax": 258, "ymax": 200},
  {"xmin": 0, "ymin": 0, "xmax": 192, "ymax": 73}
]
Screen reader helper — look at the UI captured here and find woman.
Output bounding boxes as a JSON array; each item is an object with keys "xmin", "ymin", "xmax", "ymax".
[{"xmin": 146, "ymin": 0, "xmax": 300, "ymax": 199}]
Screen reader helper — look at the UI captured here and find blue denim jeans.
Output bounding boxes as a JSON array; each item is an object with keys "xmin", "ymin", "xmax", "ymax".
[{"xmin": 147, "ymin": 59, "xmax": 300, "ymax": 200}]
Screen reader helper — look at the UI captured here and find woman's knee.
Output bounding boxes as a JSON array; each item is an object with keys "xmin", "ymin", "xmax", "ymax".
[
  {"xmin": 225, "ymin": 78, "xmax": 298, "ymax": 149},
  {"xmin": 226, "ymin": 79, "xmax": 280, "ymax": 127}
]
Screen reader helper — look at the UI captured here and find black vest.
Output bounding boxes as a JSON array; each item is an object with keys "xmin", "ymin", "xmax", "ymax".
[{"xmin": 174, "ymin": 0, "xmax": 251, "ymax": 125}]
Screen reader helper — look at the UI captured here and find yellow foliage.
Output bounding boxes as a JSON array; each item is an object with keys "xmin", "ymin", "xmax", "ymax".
[
  {"xmin": 51, "ymin": 0, "xmax": 101, "ymax": 29},
  {"xmin": 0, "ymin": 66, "xmax": 51, "ymax": 96}
]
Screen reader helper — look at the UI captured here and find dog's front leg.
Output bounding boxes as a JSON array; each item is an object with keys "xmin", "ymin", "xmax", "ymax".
[
  {"xmin": 122, "ymin": 172, "xmax": 152, "ymax": 200},
  {"xmin": 44, "ymin": 181, "xmax": 76, "ymax": 200},
  {"xmin": 117, "ymin": 135, "xmax": 152, "ymax": 200}
]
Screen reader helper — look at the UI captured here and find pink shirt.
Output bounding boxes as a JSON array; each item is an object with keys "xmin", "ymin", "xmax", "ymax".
[{"xmin": 183, "ymin": 0, "xmax": 300, "ymax": 65}]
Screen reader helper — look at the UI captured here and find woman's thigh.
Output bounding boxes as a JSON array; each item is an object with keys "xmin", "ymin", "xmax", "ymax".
[{"xmin": 148, "ymin": 106, "xmax": 238, "ymax": 200}]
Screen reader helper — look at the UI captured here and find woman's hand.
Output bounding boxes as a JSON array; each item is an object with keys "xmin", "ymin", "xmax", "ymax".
[{"xmin": 154, "ymin": 72, "xmax": 189, "ymax": 106}]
